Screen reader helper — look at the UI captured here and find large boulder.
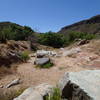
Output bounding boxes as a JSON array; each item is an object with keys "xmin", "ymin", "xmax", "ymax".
[
  {"xmin": 13, "ymin": 83, "xmax": 53, "ymax": 100},
  {"xmin": 58, "ymin": 70, "xmax": 100, "ymax": 100},
  {"xmin": 78, "ymin": 39, "xmax": 90, "ymax": 46},
  {"xmin": 34, "ymin": 58, "xmax": 50, "ymax": 66}
]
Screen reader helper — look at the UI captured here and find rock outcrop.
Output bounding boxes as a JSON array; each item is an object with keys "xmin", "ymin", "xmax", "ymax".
[
  {"xmin": 0, "ymin": 40, "xmax": 31, "ymax": 66},
  {"xmin": 58, "ymin": 70, "xmax": 100, "ymax": 100},
  {"xmin": 59, "ymin": 15, "xmax": 100, "ymax": 35}
]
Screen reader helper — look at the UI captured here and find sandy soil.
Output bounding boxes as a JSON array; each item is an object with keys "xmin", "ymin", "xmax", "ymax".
[{"xmin": 0, "ymin": 41, "xmax": 100, "ymax": 91}]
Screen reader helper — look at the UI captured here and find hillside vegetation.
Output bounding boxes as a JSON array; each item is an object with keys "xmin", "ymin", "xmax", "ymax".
[
  {"xmin": 38, "ymin": 31, "xmax": 96, "ymax": 48},
  {"xmin": 0, "ymin": 20, "xmax": 98, "ymax": 48},
  {"xmin": 0, "ymin": 22, "xmax": 35, "ymax": 43}
]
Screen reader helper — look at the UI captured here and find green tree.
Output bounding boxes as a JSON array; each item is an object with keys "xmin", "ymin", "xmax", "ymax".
[
  {"xmin": 68, "ymin": 31, "xmax": 96, "ymax": 41},
  {"xmin": 38, "ymin": 31, "xmax": 67, "ymax": 48}
]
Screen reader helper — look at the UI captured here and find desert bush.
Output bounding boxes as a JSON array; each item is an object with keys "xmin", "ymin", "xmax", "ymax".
[
  {"xmin": 19, "ymin": 51, "xmax": 30, "ymax": 62},
  {"xmin": 38, "ymin": 31, "xmax": 68, "ymax": 48},
  {"xmin": 68, "ymin": 31, "xmax": 96, "ymax": 42},
  {"xmin": 46, "ymin": 87, "xmax": 61, "ymax": 100},
  {"xmin": 0, "ymin": 24, "xmax": 35, "ymax": 43},
  {"xmin": 37, "ymin": 31, "xmax": 96, "ymax": 48},
  {"xmin": 14, "ymin": 26, "xmax": 34, "ymax": 40}
]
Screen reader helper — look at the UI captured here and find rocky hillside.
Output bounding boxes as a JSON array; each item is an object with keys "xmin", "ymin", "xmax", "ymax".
[
  {"xmin": 0, "ymin": 40, "xmax": 31, "ymax": 66},
  {"xmin": 59, "ymin": 15, "xmax": 100, "ymax": 35}
]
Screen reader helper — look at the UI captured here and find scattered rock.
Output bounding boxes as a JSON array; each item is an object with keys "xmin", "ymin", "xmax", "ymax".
[
  {"xmin": 60, "ymin": 48, "xmax": 65, "ymax": 51},
  {"xmin": 13, "ymin": 83, "xmax": 53, "ymax": 100},
  {"xmin": 36, "ymin": 50, "xmax": 57, "ymax": 58},
  {"xmin": 0, "ymin": 85, "xmax": 3, "ymax": 88},
  {"xmin": 34, "ymin": 83, "xmax": 53, "ymax": 96},
  {"xmin": 34, "ymin": 58, "xmax": 50, "ymax": 66},
  {"xmin": 0, "ymin": 40, "xmax": 31, "ymax": 66},
  {"xmin": 78, "ymin": 39, "xmax": 90, "ymax": 46},
  {"xmin": 63, "ymin": 47, "xmax": 81, "ymax": 57},
  {"xmin": 5, "ymin": 78, "xmax": 20, "ymax": 88},
  {"xmin": 58, "ymin": 70, "xmax": 100, "ymax": 100}
]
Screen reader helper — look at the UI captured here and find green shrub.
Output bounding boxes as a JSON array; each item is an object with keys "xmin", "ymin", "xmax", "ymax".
[
  {"xmin": 14, "ymin": 26, "xmax": 34, "ymax": 40},
  {"xmin": 38, "ymin": 31, "xmax": 68, "ymax": 48},
  {"xmin": 19, "ymin": 51, "xmax": 30, "ymax": 62},
  {"xmin": 68, "ymin": 31, "xmax": 96, "ymax": 42},
  {"xmin": 37, "ymin": 31, "xmax": 96, "ymax": 48},
  {"xmin": 46, "ymin": 87, "xmax": 61, "ymax": 100},
  {"xmin": 0, "ymin": 24, "xmax": 35, "ymax": 43}
]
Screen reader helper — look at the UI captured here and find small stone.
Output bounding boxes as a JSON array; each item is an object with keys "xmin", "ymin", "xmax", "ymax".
[
  {"xmin": 5, "ymin": 78, "xmax": 20, "ymax": 88},
  {"xmin": 0, "ymin": 85, "xmax": 3, "ymax": 88}
]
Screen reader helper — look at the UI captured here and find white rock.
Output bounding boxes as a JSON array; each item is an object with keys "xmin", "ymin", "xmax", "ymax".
[
  {"xmin": 36, "ymin": 50, "xmax": 57, "ymax": 57},
  {"xmin": 63, "ymin": 47, "xmax": 81, "ymax": 57},
  {"xmin": 14, "ymin": 87, "xmax": 43, "ymax": 100},
  {"xmin": 34, "ymin": 83, "xmax": 53, "ymax": 96},
  {"xmin": 5, "ymin": 78, "xmax": 20, "ymax": 88}
]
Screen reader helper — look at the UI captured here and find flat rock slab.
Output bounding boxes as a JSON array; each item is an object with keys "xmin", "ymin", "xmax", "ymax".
[
  {"xmin": 13, "ymin": 83, "xmax": 53, "ymax": 100},
  {"xmin": 59, "ymin": 70, "xmax": 100, "ymax": 100},
  {"xmin": 14, "ymin": 87, "xmax": 43, "ymax": 100}
]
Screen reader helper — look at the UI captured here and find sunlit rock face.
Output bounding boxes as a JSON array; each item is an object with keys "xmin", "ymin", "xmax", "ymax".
[{"xmin": 59, "ymin": 70, "xmax": 100, "ymax": 100}]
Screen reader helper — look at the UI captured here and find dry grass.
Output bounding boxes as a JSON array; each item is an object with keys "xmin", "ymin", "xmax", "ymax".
[
  {"xmin": 0, "ymin": 65, "xmax": 18, "ymax": 79},
  {"xmin": 81, "ymin": 40, "xmax": 100, "ymax": 55},
  {"xmin": 0, "ymin": 87, "xmax": 26, "ymax": 100},
  {"xmin": 0, "ymin": 67, "xmax": 13, "ymax": 79}
]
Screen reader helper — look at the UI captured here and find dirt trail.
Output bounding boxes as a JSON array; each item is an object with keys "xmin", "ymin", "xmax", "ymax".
[{"xmin": 0, "ymin": 42, "xmax": 100, "ymax": 89}]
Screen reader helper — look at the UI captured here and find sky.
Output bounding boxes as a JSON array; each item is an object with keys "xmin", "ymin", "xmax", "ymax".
[{"xmin": 0, "ymin": 0, "xmax": 100, "ymax": 32}]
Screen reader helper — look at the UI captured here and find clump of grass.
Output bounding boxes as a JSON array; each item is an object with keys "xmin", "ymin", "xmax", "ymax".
[
  {"xmin": 19, "ymin": 51, "xmax": 30, "ymax": 62},
  {"xmin": 36, "ymin": 61, "xmax": 54, "ymax": 69},
  {"xmin": 58, "ymin": 66, "xmax": 67, "ymax": 70},
  {"xmin": 46, "ymin": 87, "xmax": 61, "ymax": 100}
]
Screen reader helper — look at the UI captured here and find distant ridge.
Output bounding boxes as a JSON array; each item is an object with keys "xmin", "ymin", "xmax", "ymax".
[{"xmin": 59, "ymin": 15, "xmax": 100, "ymax": 35}]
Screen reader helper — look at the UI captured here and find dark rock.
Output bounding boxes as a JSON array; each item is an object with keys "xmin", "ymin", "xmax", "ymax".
[
  {"xmin": 78, "ymin": 39, "xmax": 90, "ymax": 45},
  {"xmin": 34, "ymin": 58, "xmax": 50, "ymax": 65}
]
